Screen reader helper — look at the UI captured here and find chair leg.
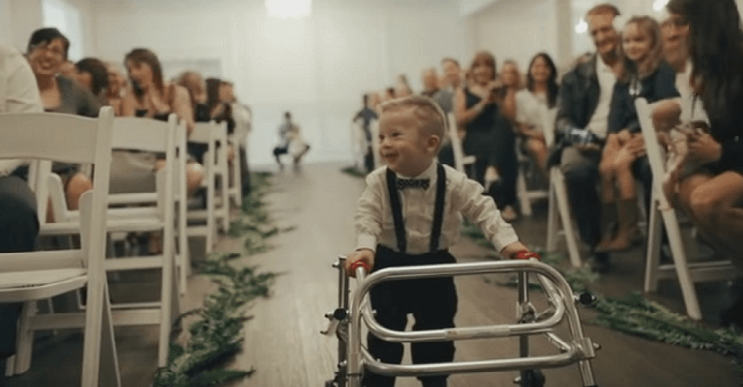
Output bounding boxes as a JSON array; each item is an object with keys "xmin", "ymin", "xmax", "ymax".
[
  {"xmin": 553, "ymin": 169, "xmax": 582, "ymax": 267},
  {"xmin": 662, "ymin": 208, "xmax": 703, "ymax": 320},
  {"xmin": 644, "ymin": 197, "xmax": 663, "ymax": 293},
  {"xmin": 158, "ymin": 223, "xmax": 175, "ymax": 368},
  {"xmin": 14, "ymin": 301, "xmax": 36, "ymax": 375},
  {"xmin": 178, "ymin": 197, "xmax": 189, "ymax": 296},
  {"xmin": 81, "ymin": 278, "xmax": 119, "ymax": 387},
  {"xmin": 98, "ymin": 283, "xmax": 121, "ymax": 387},
  {"xmin": 517, "ymin": 168, "xmax": 532, "ymax": 217},
  {"xmin": 5, "ymin": 356, "xmax": 14, "ymax": 377},
  {"xmin": 546, "ymin": 171, "xmax": 559, "ymax": 252}
]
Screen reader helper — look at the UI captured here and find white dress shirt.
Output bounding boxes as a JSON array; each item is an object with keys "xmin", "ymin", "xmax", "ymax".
[
  {"xmin": 0, "ymin": 43, "xmax": 43, "ymax": 176},
  {"xmin": 585, "ymin": 55, "xmax": 617, "ymax": 139},
  {"xmin": 355, "ymin": 162, "xmax": 519, "ymax": 255}
]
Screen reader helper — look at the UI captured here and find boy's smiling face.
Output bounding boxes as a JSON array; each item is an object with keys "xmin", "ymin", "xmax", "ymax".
[{"xmin": 378, "ymin": 108, "xmax": 439, "ymax": 177}]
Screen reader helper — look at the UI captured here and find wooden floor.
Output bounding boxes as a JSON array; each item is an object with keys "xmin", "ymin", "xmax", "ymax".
[{"xmin": 4, "ymin": 163, "xmax": 740, "ymax": 386}]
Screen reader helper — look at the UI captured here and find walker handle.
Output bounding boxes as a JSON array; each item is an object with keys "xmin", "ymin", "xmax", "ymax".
[{"xmin": 350, "ymin": 261, "xmax": 370, "ymax": 279}]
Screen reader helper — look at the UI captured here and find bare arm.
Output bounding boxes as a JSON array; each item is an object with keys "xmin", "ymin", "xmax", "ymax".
[
  {"xmin": 454, "ymin": 87, "xmax": 488, "ymax": 127},
  {"xmin": 499, "ymin": 88, "xmax": 518, "ymax": 122},
  {"xmin": 121, "ymin": 88, "xmax": 137, "ymax": 117},
  {"xmin": 172, "ymin": 85, "xmax": 194, "ymax": 136}
]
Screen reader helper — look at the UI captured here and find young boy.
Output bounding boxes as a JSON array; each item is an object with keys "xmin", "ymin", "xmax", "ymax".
[{"xmin": 345, "ymin": 95, "xmax": 537, "ymax": 387}]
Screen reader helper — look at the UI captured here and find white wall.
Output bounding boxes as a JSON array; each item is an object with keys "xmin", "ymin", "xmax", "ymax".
[
  {"xmin": 92, "ymin": 0, "xmax": 467, "ymax": 166},
  {"xmin": 1, "ymin": 0, "xmax": 94, "ymax": 57},
  {"xmin": 467, "ymin": 0, "xmax": 561, "ymax": 72}
]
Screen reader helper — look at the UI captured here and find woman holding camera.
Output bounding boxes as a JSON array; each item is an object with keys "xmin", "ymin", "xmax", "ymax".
[{"xmin": 455, "ymin": 51, "xmax": 519, "ymax": 221}]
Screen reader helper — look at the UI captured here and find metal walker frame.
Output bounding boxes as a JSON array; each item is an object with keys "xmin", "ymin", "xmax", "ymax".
[{"xmin": 322, "ymin": 256, "xmax": 600, "ymax": 387}]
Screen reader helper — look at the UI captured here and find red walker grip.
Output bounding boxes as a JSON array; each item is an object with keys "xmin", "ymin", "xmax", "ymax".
[
  {"xmin": 515, "ymin": 251, "xmax": 541, "ymax": 260},
  {"xmin": 350, "ymin": 261, "xmax": 371, "ymax": 274}
]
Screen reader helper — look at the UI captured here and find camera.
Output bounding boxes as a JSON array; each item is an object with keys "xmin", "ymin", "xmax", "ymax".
[
  {"xmin": 565, "ymin": 127, "xmax": 599, "ymax": 146},
  {"xmin": 490, "ymin": 85, "xmax": 507, "ymax": 100}
]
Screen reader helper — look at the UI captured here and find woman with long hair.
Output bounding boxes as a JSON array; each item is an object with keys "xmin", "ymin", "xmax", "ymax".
[
  {"xmin": 454, "ymin": 51, "xmax": 519, "ymax": 221},
  {"xmin": 665, "ymin": 0, "xmax": 743, "ymax": 326},
  {"xmin": 120, "ymin": 48, "xmax": 204, "ymax": 194},
  {"xmin": 513, "ymin": 53, "xmax": 560, "ymax": 172}
]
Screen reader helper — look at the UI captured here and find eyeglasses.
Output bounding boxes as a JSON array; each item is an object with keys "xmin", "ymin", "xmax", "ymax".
[{"xmin": 30, "ymin": 42, "xmax": 66, "ymax": 59}]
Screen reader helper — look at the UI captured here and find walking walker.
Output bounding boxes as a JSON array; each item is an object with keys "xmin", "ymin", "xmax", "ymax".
[{"xmin": 322, "ymin": 256, "xmax": 601, "ymax": 387}]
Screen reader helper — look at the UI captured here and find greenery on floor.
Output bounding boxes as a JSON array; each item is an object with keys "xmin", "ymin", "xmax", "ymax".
[
  {"xmin": 154, "ymin": 172, "xmax": 288, "ymax": 386},
  {"xmin": 462, "ymin": 222, "xmax": 743, "ymax": 372},
  {"xmin": 341, "ymin": 165, "xmax": 367, "ymax": 178}
]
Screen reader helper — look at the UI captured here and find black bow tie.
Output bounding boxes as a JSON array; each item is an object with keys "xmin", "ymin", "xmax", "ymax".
[{"xmin": 396, "ymin": 178, "xmax": 430, "ymax": 190}]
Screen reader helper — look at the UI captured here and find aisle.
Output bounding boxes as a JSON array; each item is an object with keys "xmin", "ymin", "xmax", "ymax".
[{"xmin": 229, "ymin": 163, "xmax": 739, "ymax": 387}]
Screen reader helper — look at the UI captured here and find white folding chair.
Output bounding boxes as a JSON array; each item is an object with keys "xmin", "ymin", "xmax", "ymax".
[
  {"xmin": 515, "ymin": 145, "xmax": 549, "ymax": 217},
  {"xmin": 187, "ymin": 122, "xmax": 219, "ymax": 253},
  {"xmin": 227, "ymin": 137, "xmax": 243, "ymax": 208},
  {"xmin": 45, "ymin": 115, "xmax": 179, "ymax": 367},
  {"xmin": 635, "ymin": 98, "xmax": 738, "ymax": 320},
  {"xmin": 174, "ymin": 121, "xmax": 190, "ymax": 296},
  {"xmin": 545, "ymin": 166, "xmax": 583, "ymax": 268},
  {"xmin": 211, "ymin": 122, "xmax": 230, "ymax": 232},
  {"xmin": 447, "ymin": 112, "xmax": 476, "ymax": 175},
  {"xmin": 0, "ymin": 108, "xmax": 121, "ymax": 386}
]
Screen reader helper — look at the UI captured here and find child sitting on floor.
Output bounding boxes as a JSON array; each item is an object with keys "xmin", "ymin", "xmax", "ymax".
[{"xmin": 345, "ymin": 95, "xmax": 537, "ymax": 387}]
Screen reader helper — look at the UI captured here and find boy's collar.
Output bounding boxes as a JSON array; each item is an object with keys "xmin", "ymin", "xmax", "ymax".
[{"xmin": 394, "ymin": 161, "xmax": 437, "ymax": 180}]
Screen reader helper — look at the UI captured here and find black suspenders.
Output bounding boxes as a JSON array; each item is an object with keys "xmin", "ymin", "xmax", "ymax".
[{"xmin": 385, "ymin": 164, "xmax": 447, "ymax": 254}]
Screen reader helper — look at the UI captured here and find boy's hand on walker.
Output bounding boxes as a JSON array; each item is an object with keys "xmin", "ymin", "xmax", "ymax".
[
  {"xmin": 345, "ymin": 249, "xmax": 375, "ymax": 277},
  {"xmin": 500, "ymin": 242, "xmax": 539, "ymax": 260}
]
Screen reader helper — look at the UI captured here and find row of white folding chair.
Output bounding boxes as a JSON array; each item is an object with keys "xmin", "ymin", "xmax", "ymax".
[
  {"xmin": 0, "ymin": 108, "xmax": 121, "ymax": 386},
  {"xmin": 40, "ymin": 115, "xmax": 179, "ymax": 369},
  {"xmin": 635, "ymin": 98, "xmax": 738, "ymax": 320},
  {"xmin": 545, "ymin": 166, "xmax": 583, "ymax": 268}
]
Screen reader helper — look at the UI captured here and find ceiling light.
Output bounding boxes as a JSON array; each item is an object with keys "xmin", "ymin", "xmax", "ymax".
[
  {"xmin": 265, "ymin": 0, "xmax": 312, "ymax": 19},
  {"xmin": 575, "ymin": 18, "xmax": 587, "ymax": 34}
]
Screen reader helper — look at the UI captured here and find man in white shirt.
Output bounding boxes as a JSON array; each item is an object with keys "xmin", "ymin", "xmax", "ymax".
[
  {"xmin": 0, "ymin": 42, "xmax": 43, "ymax": 369},
  {"xmin": 553, "ymin": 3, "xmax": 623, "ymax": 272}
]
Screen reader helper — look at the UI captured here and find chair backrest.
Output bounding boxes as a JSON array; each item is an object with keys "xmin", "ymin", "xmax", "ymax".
[
  {"xmin": 113, "ymin": 114, "xmax": 177, "ymax": 216},
  {"xmin": 635, "ymin": 98, "xmax": 670, "ymax": 208},
  {"xmin": 0, "ymin": 107, "xmax": 114, "ymax": 270},
  {"xmin": 112, "ymin": 115, "xmax": 176, "ymax": 153},
  {"xmin": 447, "ymin": 112, "xmax": 466, "ymax": 173}
]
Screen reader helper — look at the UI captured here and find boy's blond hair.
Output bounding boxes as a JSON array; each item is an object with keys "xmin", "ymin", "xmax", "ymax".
[{"xmin": 379, "ymin": 95, "xmax": 447, "ymax": 150}]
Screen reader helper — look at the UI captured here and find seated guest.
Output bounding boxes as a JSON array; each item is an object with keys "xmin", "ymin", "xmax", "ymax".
[
  {"xmin": 596, "ymin": 16, "xmax": 679, "ymax": 253},
  {"xmin": 74, "ymin": 57, "xmax": 109, "ymax": 105},
  {"xmin": 433, "ymin": 57, "xmax": 463, "ymax": 168},
  {"xmin": 175, "ymin": 70, "xmax": 210, "ymax": 163},
  {"xmin": 120, "ymin": 48, "xmax": 204, "ymax": 194},
  {"xmin": 26, "ymin": 28, "xmax": 99, "ymax": 213},
  {"xmin": 395, "ymin": 74, "xmax": 413, "ymax": 97},
  {"xmin": 554, "ymin": 4, "xmax": 623, "ymax": 272},
  {"xmin": 220, "ymin": 81, "xmax": 252, "ymax": 196},
  {"xmin": 514, "ymin": 53, "xmax": 560, "ymax": 173},
  {"xmin": 421, "ymin": 68, "xmax": 439, "ymax": 98},
  {"xmin": 0, "ymin": 41, "xmax": 43, "ymax": 375},
  {"xmin": 104, "ymin": 61, "xmax": 126, "ymax": 115},
  {"xmin": 663, "ymin": 0, "xmax": 743, "ymax": 327},
  {"xmin": 454, "ymin": 51, "xmax": 519, "ymax": 222}
]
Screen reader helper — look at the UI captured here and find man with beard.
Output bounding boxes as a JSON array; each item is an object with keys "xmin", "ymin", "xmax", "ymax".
[{"xmin": 553, "ymin": 3, "xmax": 623, "ymax": 272}]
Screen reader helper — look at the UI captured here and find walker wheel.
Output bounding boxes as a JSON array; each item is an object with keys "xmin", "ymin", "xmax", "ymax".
[{"xmin": 521, "ymin": 369, "xmax": 545, "ymax": 387}]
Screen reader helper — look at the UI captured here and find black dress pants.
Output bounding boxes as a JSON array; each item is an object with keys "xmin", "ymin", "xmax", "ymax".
[
  {"xmin": 363, "ymin": 246, "xmax": 457, "ymax": 387},
  {"xmin": 0, "ymin": 175, "xmax": 39, "ymax": 358}
]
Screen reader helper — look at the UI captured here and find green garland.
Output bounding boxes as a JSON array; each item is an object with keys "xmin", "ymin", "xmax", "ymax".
[
  {"xmin": 341, "ymin": 165, "xmax": 367, "ymax": 178},
  {"xmin": 153, "ymin": 172, "xmax": 285, "ymax": 386},
  {"xmin": 462, "ymin": 221, "xmax": 743, "ymax": 372}
]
